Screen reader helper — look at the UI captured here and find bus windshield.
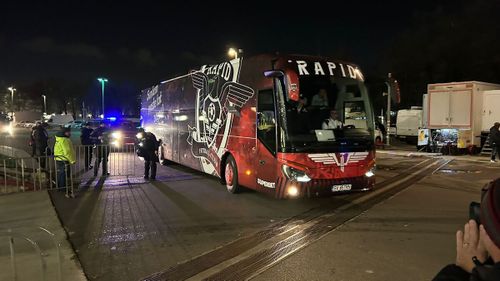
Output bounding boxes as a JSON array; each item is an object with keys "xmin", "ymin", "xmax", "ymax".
[{"xmin": 277, "ymin": 75, "xmax": 374, "ymax": 153}]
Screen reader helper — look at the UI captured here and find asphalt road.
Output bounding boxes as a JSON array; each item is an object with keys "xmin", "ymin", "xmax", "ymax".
[
  {"xmin": 45, "ymin": 153, "xmax": 499, "ymax": 281},
  {"xmin": 3, "ymin": 128, "xmax": 499, "ymax": 280}
]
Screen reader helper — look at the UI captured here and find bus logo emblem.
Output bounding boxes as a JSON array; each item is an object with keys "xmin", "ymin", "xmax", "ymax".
[
  {"xmin": 187, "ymin": 64, "xmax": 255, "ymax": 174},
  {"xmin": 308, "ymin": 152, "xmax": 369, "ymax": 172}
]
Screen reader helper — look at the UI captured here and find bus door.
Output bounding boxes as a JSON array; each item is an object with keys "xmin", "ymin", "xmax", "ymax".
[{"xmin": 256, "ymin": 89, "xmax": 278, "ymax": 190}]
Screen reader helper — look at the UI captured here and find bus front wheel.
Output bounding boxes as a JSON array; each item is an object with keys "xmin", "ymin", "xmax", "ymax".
[{"xmin": 225, "ymin": 155, "xmax": 241, "ymax": 194}]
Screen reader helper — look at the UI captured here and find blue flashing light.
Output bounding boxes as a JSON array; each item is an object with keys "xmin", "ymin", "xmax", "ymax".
[{"xmin": 107, "ymin": 117, "xmax": 117, "ymax": 122}]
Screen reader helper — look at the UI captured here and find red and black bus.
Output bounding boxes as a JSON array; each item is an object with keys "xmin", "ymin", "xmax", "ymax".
[{"xmin": 141, "ymin": 54, "xmax": 376, "ymax": 198}]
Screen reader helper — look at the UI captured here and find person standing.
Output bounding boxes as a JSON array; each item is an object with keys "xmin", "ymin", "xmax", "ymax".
[
  {"xmin": 311, "ymin": 89, "xmax": 329, "ymax": 107},
  {"xmin": 91, "ymin": 123, "xmax": 110, "ymax": 177},
  {"xmin": 489, "ymin": 122, "xmax": 500, "ymax": 163},
  {"xmin": 29, "ymin": 124, "xmax": 37, "ymax": 157},
  {"xmin": 137, "ymin": 128, "xmax": 159, "ymax": 180},
  {"xmin": 53, "ymin": 127, "xmax": 76, "ymax": 189},
  {"xmin": 80, "ymin": 122, "xmax": 94, "ymax": 170},
  {"xmin": 33, "ymin": 121, "xmax": 49, "ymax": 168}
]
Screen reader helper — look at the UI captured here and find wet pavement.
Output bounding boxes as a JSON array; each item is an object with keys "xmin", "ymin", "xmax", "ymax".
[
  {"xmin": 46, "ymin": 154, "xmax": 415, "ymax": 281},
  {"xmin": 5, "ymin": 127, "xmax": 499, "ymax": 280},
  {"xmin": 253, "ymin": 160, "xmax": 496, "ymax": 281}
]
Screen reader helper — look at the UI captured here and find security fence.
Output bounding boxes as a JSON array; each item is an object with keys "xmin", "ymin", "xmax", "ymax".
[{"xmin": 0, "ymin": 144, "xmax": 138, "ymax": 196}]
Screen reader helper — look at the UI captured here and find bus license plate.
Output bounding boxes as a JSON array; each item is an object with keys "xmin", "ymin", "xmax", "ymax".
[{"xmin": 332, "ymin": 184, "xmax": 352, "ymax": 192}]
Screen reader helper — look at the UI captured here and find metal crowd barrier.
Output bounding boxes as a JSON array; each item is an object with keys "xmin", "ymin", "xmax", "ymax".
[
  {"xmin": 73, "ymin": 144, "xmax": 137, "ymax": 179},
  {"xmin": 0, "ymin": 227, "xmax": 62, "ymax": 281},
  {"xmin": 0, "ymin": 143, "xmax": 137, "ymax": 195}
]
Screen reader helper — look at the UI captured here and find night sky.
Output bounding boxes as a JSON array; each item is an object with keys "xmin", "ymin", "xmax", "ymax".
[{"xmin": 1, "ymin": 0, "xmax": 497, "ymax": 112}]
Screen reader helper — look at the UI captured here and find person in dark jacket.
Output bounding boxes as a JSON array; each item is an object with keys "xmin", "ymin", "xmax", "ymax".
[
  {"xmin": 29, "ymin": 124, "xmax": 37, "ymax": 157},
  {"xmin": 80, "ymin": 123, "xmax": 94, "ymax": 170},
  {"xmin": 136, "ymin": 128, "xmax": 158, "ymax": 180},
  {"xmin": 433, "ymin": 179, "xmax": 500, "ymax": 281},
  {"xmin": 90, "ymin": 123, "xmax": 110, "ymax": 177},
  {"xmin": 33, "ymin": 122, "xmax": 49, "ymax": 168},
  {"xmin": 489, "ymin": 122, "xmax": 500, "ymax": 163}
]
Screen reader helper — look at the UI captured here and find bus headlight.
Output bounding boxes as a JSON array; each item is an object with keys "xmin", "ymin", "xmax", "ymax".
[
  {"xmin": 111, "ymin": 131, "xmax": 122, "ymax": 139},
  {"xmin": 287, "ymin": 185, "xmax": 299, "ymax": 197},
  {"xmin": 365, "ymin": 167, "xmax": 375, "ymax": 178},
  {"xmin": 282, "ymin": 165, "xmax": 311, "ymax": 182}
]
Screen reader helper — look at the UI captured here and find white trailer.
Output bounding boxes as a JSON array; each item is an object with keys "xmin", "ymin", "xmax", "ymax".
[
  {"xmin": 424, "ymin": 81, "xmax": 500, "ymax": 149},
  {"xmin": 481, "ymin": 90, "xmax": 500, "ymax": 132}
]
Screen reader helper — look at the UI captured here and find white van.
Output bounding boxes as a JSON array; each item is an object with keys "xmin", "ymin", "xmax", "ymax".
[
  {"xmin": 47, "ymin": 115, "xmax": 74, "ymax": 127},
  {"xmin": 396, "ymin": 107, "xmax": 423, "ymax": 144}
]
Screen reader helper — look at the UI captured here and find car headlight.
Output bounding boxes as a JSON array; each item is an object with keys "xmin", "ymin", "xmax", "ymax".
[
  {"xmin": 2, "ymin": 123, "xmax": 13, "ymax": 136},
  {"xmin": 111, "ymin": 131, "xmax": 122, "ymax": 139},
  {"xmin": 282, "ymin": 165, "xmax": 311, "ymax": 182}
]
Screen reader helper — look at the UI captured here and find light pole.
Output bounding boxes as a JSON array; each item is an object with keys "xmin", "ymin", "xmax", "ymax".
[
  {"xmin": 7, "ymin": 87, "xmax": 16, "ymax": 117},
  {"xmin": 42, "ymin": 94, "xmax": 47, "ymax": 113},
  {"xmin": 384, "ymin": 73, "xmax": 395, "ymax": 146},
  {"xmin": 97, "ymin": 78, "xmax": 108, "ymax": 118}
]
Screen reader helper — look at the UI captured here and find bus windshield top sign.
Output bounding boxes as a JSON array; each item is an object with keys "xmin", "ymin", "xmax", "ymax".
[{"xmin": 290, "ymin": 60, "xmax": 364, "ymax": 81}]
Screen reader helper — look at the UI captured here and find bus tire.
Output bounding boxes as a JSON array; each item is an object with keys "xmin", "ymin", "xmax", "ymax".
[{"xmin": 224, "ymin": 155, "xmax": 241, "ymax": 194}]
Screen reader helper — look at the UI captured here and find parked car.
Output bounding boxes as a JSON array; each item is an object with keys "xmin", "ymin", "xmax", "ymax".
[
  {"xmin": 64, "ymin": 120, "xmax": 84, "ymax": 129},
  {"xmin": 15, "ymin": 120, "xmax": 36, "ymax": 128},
  {"xmin": 47, "ymin": 114, "xmax": 74, "ymax": 127},
  {"xmin": 108, "ymin": 121, "xmax": 139, "ymax": 148}
]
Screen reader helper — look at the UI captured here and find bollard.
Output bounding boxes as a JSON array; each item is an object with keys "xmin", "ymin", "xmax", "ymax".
[
  {"xmin": 21, "ymin": 159, "xmax": 25, "ymax": 191},
  {"xmin": 15, "ymin": 160, "xmax": 19, "ymax": 191},
  {"xmin": 9, "ymin": 235, "xmax": 17, "ymax": 281}
]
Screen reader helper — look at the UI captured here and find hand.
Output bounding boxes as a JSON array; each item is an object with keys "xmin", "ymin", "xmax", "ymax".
[{"xmin": 455, "ymin": 220, "xmax": 488, "ymax": 273}]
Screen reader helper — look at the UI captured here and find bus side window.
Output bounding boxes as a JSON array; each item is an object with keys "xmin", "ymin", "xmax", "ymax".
[{"xmin": 257, "ymin": 89, "xmax": 277, "ymax": 154}]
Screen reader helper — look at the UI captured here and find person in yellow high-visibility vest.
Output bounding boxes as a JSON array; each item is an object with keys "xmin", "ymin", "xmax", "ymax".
[{"xmin": 54, "ymin": 127, "xmax": 76, "ymax": 189}]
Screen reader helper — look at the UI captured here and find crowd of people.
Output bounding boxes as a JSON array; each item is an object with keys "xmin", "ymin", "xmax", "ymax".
[{"xmin": 31, "ymin": 122, "xmax": 159, "ymax": 190}]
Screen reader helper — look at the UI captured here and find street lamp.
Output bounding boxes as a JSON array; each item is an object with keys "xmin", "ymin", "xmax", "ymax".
[
  {"xmin": 228, "ymin": 48, "xmax": 238, "ymax": 59},
  {"xmin": 97, "ymin": 77, "xmax": 108, "ymax": 118},
  {"xmin": 42, "ymin": 94, "xmax": 47, "ymax": 114},
  {"xmin": 7, "ymin": 86, "xmax": 16, "ymax": 117}
]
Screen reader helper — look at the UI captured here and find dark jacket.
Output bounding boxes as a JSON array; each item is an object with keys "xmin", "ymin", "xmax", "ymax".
[
  {"xmin": 33, "ymin": 125, "xmax": 49, "ymax": 148},
  {"xmin": 433, "ymin": 262, "xmax": 500, "ymax": 281},
  {"xmin": 90, "ymin": 127, "xmax": 109, "ymax": 145},
  {"xmin": 489, "ymin": 126, "xmax": 500, "ymax": 145},
  {"xmin": 80, "ymin": 127, "xmax": 94, "ymax": 145},
  {"xmin": 143, "ymin": 132, "xmax": 158, "ymax": 152},
  {"xmin": 137, "ymin": 132, "xmax": 158, "ymax": 161}
]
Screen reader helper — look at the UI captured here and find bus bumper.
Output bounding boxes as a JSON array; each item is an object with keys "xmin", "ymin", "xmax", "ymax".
[{"xmin": 275, "ymin": 176, "xmax": 375, "ymax": 199}]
